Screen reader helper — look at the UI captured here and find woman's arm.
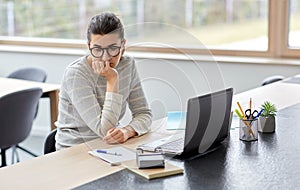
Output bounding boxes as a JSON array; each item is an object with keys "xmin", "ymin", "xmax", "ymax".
[
  {"xmin": 127, "ymin": 60, "xmax": 152, "ymax": 135},
  {"xmin": 65, "ymin": 67, "xmax": 123, "ymax": 137},
  {"xmin": 103, "ymin": 59, "xmax": 152, "ymax": 144}
]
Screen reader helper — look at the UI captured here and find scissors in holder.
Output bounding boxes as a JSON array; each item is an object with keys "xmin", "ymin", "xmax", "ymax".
[{"xmin": 245, "ymin": 109, "xmax": 259, "ymax": 120}]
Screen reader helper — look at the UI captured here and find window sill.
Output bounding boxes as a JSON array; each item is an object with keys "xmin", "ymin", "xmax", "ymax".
[
  {"xmin": 1, "ymin": 44, "xmax": 300, "ymax": 66},
  {"xmin": 0, "ymin": 44, "xmax": 87, "ymax": 56},
  {"xmin": 127, "ymin": 51, "xmax": 300, "ymax": 66}
]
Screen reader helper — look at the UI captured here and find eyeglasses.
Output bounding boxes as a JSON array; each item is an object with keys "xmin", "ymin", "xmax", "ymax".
[{"xmin": 89, "ymin": 45, "xmax": 122, "ymax": 58}]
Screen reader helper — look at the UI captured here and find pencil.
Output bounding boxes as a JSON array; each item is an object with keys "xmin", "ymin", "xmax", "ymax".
[
  {"xmin": 237, "ymin": 102, "xmax": 255, "ymax": 138},
  {"xmin": 243, "ymin": 119, "xmax": 255, "ymax": 138},
  {"xmin": 237, "ymin": 102, "xmax": 245, "ymax": 118},
  {"xmin": 250, "ymin": 98, "xmax": 252, "ymax": 110}
]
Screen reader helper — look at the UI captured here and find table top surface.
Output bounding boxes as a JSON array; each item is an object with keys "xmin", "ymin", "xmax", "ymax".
[
  {"xmin": 75, "ymin": 104, "xmax": 300, "ymax": 190},
  {"xmin": 1, "ymin": 78, "xmax": 300, "ymax": 189},
  {"xmin": 233, "ymin": 78, "xmax": 300, "ymax": 111},
  {"xmin": 0, "ymin": 77, "xmax": 60, "ymax": 96}
]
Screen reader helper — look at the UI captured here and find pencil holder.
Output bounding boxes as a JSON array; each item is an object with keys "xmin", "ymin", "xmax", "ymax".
[{"xmin": 239, "ymin": 118, "xmax": 258, "ymax": 141}]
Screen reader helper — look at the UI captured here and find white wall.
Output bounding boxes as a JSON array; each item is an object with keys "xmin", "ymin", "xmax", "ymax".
[{"xmin": 1, "ymin": 51, "xmax": 300, "ymax": 135}]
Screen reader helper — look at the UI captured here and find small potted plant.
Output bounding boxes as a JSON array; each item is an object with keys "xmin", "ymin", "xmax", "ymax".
[{"xmin": 258, "ymin": 101, "xmax": 277, "ymax": 133}]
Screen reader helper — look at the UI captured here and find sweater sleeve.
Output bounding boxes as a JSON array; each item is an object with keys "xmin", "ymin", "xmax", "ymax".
[
  {"xmin": 127, "ymin": 60, "xmax": 152, "ymax": 135},
  {"xmin": 66, "ymin": 68, "xmax": 123, "ymax": 137}
]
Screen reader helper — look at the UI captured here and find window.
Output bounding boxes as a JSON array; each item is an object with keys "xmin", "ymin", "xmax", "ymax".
[
  {"xmin": 288, "ymin": 0, "xmax": 300, "ymax": 48},
  {"xmin": 0, "ymin": 0, "xmax": 299, "ymax": 58}
]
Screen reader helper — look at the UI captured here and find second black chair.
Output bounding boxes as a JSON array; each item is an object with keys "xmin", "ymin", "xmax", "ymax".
[
  {"xmin": 6, "ymin": 68, "xmax": 47, "ymax": 163},
  {"xmin": 0, "ymin": 88, "xmax": 43, "ymax": 167},
  {"xmin": 7, "ymin": 67, "xmax": 47, "ymax": 118},
  {"xmin": 7, "ymin": 67, "xmax": 47, "ymax": 83},
  {"xmin": 44, "ymin": 129, "xmax": 57, "ymax": 155},
  {"xmin": 261, "ymin": 75, "xmax": 284, "ymax": 86}
]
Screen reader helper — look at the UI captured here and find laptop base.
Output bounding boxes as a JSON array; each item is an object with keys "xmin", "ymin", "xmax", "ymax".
[{"xmin": 165, "ymin": 140, "xmax": 229, "ymax": 161}]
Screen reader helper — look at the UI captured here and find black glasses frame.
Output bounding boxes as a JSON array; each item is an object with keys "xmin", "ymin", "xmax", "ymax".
[{"xmin": 89, "ymin": 40, "xmax": 124, "ymax": 58}]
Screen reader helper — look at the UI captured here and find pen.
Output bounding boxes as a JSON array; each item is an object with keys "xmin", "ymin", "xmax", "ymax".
[
  {"xmin": 253, "ymin": 109, "xmax": 264, "ymax": 119},
  {"xmin": 97, "ymin": 150, "xmax": 122, "ymax": 156}
]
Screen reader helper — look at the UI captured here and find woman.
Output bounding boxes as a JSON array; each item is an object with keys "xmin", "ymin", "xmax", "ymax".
[{"xmin": 55, "ymin": 12, "xmax": 152, "ymax": 150}]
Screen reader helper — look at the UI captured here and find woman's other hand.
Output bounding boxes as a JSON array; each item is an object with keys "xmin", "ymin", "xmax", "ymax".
[{"xmin": 103, "ymin": 126, "xmax": 137, "ymax": 144}]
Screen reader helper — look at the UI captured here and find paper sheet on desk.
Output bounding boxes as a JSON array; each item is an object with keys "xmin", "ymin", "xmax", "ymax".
[{"xmin": 88, "ymin": 147, "xmax": 136, "ymax": 166}]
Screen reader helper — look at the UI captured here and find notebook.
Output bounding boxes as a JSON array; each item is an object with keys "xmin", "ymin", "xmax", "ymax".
[
  {"xmin": 138, "ymin": 88, "xmax": 233, "ymax": 158},
  {"xmin": 122, "ymin": 160, "xmax": 183, "ymax": 180}
]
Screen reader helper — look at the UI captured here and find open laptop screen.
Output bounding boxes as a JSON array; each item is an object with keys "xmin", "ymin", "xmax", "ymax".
[{"xmin": 183, "ymin": 88, "xmax": 233, "ymax": 156}]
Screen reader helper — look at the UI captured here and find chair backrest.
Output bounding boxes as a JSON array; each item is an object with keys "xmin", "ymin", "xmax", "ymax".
[
  {"xmin": 0, "ymin": 88, "xmax": 43, "ymax": 149},
  {"xmin": 261, "ymin": 75, "xmax": 284, "ymax": 86},
  {"xmin": 44, "ymin": 129, "xmax": 57, "ymax": 154},
  {"xmin": 8, "ymin": 67, "xmax": 47, "ymax": 83},
  {"xmin": 7, "ymin": 67, "xmax": 47, "ymax": 119}
]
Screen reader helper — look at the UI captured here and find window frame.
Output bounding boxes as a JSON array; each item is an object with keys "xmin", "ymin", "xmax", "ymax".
[
  {"xmin": 0, "ymin": 0, "xmax": 298, "ymax": 59},
  {"xmin": 278, "ymin": 0, "xmax": 300, "ymax": 58}
]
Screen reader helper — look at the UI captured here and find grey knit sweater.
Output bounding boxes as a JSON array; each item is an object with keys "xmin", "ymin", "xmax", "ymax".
[{"xmin": 55, "ymin": 56, "xmax": 152, "ymax": 150}]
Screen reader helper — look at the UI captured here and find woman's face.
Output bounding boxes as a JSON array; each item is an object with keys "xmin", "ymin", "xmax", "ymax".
[{"xmin": 88, "ymin": 33, "xmax": 125, "ymax": 68}]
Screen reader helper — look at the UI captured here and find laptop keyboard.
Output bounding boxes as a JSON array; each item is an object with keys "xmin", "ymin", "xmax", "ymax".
[{"xmin": 158, "ymin": 138, "xmax": 184, "ymax": 152}]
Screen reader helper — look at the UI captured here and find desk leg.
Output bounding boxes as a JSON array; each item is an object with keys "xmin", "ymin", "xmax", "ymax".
[{"xmin": 48, "ymin": 90, "xmax": 59, "ymax": 130}]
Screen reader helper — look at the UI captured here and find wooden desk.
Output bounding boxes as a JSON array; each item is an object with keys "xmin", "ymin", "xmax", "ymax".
[
  {"xmin": 0, "ymin": 80, "xmax": 300, "ymax": 189},
  {"xmin": 0, "ymin": 118, "xmax": 170, "ymax": 190},
  {"xmin": 0, "ymin": 77, "xmax": 60, "ymax": 130}
]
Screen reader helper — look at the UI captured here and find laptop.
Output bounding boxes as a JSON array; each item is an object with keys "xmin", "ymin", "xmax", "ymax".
[{"xmin": 138, "ymin": 88, "xmax": 233, "ymax": 158}]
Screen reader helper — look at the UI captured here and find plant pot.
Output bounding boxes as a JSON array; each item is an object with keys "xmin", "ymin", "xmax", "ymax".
[{"xmin": 258, "ymin": 116, "xmax": 276, "ymax": 133}]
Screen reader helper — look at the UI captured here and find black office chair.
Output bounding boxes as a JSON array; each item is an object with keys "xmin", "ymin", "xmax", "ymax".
[
  {"xmin": 261, "ymin": 75, "xmax": 284, "ymax": 86},
  {"xmin": 7, "ymin": 67, "xmax": 47, "ymax": 118},
  {"xmin": 44, "ymin": 129, "xmax": 57, "ymax": 155},
  {"xmin": 6, "ymin": 67, "xmax": 48, "ymax": 160},
  {"xmin": 7, "ymin": 67, "xmax": 47, "ymax": 83},
  {"xmin": 0, "ymin": 88, "xmax": 43, "ymax": 167}
]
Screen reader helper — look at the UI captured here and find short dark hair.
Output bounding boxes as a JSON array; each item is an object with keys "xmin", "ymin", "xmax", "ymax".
[{"xmin": 87, "ymin": 12, "xmax": 124, "ymax": 43}]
